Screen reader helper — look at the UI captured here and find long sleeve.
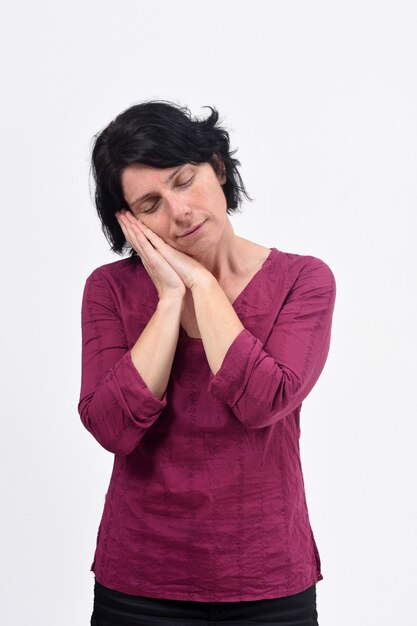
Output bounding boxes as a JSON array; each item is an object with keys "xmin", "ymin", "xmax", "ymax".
[
  {"xmin": 77, "ymin": 270, "xmax": 167, "ymax": 455},
  {"xmin": 207, "ymin": 258, "xmax": 336, "ymax": 429}
]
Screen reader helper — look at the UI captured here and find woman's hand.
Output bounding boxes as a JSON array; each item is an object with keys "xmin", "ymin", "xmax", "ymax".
[{"xmin": 115, "ymin": 209, "xmax": 211, "ymax": 300}]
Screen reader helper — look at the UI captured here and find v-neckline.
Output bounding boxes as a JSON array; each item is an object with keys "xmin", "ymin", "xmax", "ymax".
[{"xmin": 179, "ymin": 247, "xmax": 276, "ymax": 341}]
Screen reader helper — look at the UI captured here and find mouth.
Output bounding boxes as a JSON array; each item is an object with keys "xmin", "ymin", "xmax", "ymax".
[{"xmin": 178, "ymin": 220, "xmax": 206, "ymax": 238}]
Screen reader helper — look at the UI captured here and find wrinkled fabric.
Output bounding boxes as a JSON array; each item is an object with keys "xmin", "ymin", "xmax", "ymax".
[{"xmin": 78, "ymin": 247, "xmax": 336, "ymax": 602}]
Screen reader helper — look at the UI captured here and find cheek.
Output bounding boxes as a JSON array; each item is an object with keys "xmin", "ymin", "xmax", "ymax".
[
  {"xmin": 143, "ymin": 215, "xmax": 169, "ymax": 240},
  {"xmin": 192, "ymin": 185, "xmax": 208, "ymax": 204}
]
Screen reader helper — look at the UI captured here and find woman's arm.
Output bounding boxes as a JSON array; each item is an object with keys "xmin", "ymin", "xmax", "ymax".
[
  {"xmin": 191, "ymin": 273, "xmax": 245, "ymax": 375},
  {"xmin": 77, "ymin": 270, "xmax": 183, "ymax": 455},
  {"xmin": 191, "ymin": 257, "xmax": 336, "ymax": 428},
  {"xmin": 130, "ymin": 296, "xmax": 183, "ymax": 400}
]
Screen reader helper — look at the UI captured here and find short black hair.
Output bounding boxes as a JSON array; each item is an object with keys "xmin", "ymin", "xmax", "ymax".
[{"xmin": 89, "ymin": 98, "xmax": 253, "ymax": 258}]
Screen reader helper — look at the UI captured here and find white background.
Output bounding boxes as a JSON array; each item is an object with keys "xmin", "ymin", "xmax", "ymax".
[{"xmin": 1, "ymin": 1, "xmax": 416, "ymax": 624}]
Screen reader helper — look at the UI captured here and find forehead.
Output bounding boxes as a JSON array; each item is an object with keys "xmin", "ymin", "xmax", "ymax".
[{"xmin": 121, "ymin": 162, "xmax": 192, "ymax": 189}]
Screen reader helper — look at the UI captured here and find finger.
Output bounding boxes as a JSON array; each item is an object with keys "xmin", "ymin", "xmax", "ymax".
[
  {"xmin": 117, "ymin": 214, "xmax": 145, "ymax": 256},
  {"xmin": 119, "ymin": 213, "xmax": 157, "ymax": 262},
  {"xmin": 124, "ymin": 212, "xmax": 161, "ymax": 247},
  {"xmin": 118, "ymin": 214, "xmax": 162, "ymax": 278},
  {"xmin": 127, "ymin": 217, "xmax": 158, "ymax": 251},
  {"xmin": 136, "ymin": 222, "xmax": 160, "ymax": 246},
  {"xmin": 129, "ymin": 220, "xmax": 156, "ymax": 253}
]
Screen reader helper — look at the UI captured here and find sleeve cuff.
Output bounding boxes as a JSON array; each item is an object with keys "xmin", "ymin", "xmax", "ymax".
[
  {"xmin": 207, "ymin": 328, "xmax": 262, "ymax": 407},
  {"xmin": 111, "ymin": 349, "xmax": 168, "ymax": 425}
]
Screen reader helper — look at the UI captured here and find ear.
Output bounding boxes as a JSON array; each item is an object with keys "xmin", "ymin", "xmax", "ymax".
[{"xmin": 212, "ymin": 153, "xmax": 226, "ymax": 185}]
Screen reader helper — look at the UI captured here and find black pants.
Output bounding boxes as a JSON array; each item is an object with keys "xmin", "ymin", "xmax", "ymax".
[{"xmin": 91, "ymin": 579, "xmax": 319, "ymax": 626}]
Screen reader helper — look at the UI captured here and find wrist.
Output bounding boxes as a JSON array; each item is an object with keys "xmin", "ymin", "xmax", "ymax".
[
  {"xmin": 157, "ymin": 295, "xmax": 185, "ymax": 311},
  {"xmin": 190, "ymin": 270, "xmax": 216, "ymax": 295}
]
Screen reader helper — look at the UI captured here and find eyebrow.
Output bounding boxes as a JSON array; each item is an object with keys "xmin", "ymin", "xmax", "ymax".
[{"xmin": 130, "ymin": 164, "xmax": 188, "ymax": 207}]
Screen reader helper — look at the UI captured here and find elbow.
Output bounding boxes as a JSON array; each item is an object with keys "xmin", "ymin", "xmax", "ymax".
[
  {"xmin": 236, "ymin": 404, "xmax": 298, "ymax": 430},
  {"xmin": 103, "ymin": 432, "xmax": 143, "ymax": 456},
  {"xmin": 234, "ymin": 371, "xmax": 304, "ymax": 429},
  {"xmin": 78, "ymin": 401, "xmax": 143, "ymax": 456}
]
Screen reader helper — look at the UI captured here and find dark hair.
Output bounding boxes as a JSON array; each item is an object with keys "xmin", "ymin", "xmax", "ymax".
[{"xmin": 89, "ymin": 98, "xmax": 253, "ymax": 258}]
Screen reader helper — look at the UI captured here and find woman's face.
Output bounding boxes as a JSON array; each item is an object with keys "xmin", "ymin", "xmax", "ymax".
[{"xmin": 120, "ymin": 158, "xmax": 227, "ymax": 252}]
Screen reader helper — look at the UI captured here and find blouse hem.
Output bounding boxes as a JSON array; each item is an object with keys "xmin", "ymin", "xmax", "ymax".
[{"xmin": 91, "ymin": 571, "xmax": 324, "ymax": 603}]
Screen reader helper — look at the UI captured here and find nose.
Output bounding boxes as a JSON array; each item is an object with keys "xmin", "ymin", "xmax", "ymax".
[{"xmin": 166, "ymin": 192, "xmax": 191, "ymax": 219}]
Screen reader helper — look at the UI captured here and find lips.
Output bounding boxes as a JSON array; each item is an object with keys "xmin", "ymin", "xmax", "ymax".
[{"xmin": 178, "ymin": 221, "xmax": 205, "ymax": 237}]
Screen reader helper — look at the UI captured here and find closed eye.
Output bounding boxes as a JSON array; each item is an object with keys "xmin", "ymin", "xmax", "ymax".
[
  {"xmin": 178, "ymin": 176, "xmax": 194, "ymax": 188},
  {"xmin": 142, "ymin": 177, "xmax": 194, "ymax": 213}
]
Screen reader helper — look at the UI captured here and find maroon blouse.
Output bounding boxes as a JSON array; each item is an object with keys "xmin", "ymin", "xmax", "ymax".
[{"xmin": 78, "ymin": 247, "xmax": 336, "ymax": 602}]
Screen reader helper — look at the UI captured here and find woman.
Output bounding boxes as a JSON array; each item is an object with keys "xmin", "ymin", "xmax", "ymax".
[{"xmin": 78, "ymin": 99, "xmax": 336, "ymax": 625}]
